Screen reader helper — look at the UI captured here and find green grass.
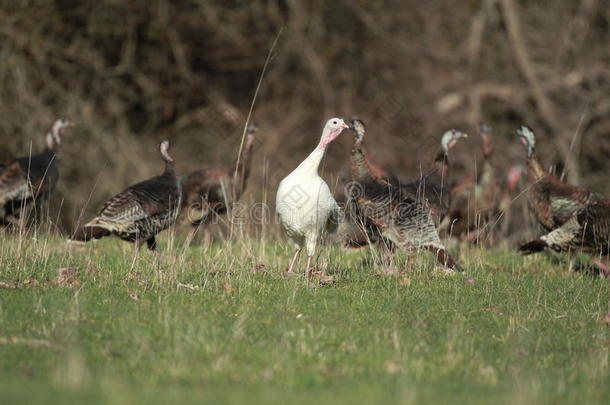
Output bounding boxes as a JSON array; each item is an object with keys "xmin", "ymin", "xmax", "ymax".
[{"xmin": 0, "ymin": 234, "xmax": 608, "ymax": 404}]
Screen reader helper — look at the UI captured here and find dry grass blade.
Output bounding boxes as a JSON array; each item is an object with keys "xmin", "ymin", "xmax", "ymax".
[{"xmin": 0, "ymin": 337, "xmax": 55, "ymax": 348}]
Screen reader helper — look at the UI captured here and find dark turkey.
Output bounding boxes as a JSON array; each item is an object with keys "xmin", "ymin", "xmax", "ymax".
[
  {"xmin": 0, "ymin": 119, "xmax": 72, "ymax": 225},
  {"xmin": 341, "ymin": 117, "xmax": 398, "ymax": 250},
  {"xmin": 401, "ymin": 128, "xmax": 467, "ymax": 223},
  {"xmin": 346, "ymin": 118, "xmax": 463, "ymax": 272},
  {"xmin": 180, "ymin": 124, "xmax": 257, "ymax": 244},
  {"xmin": 343, "ymin": 119, "xmax": 465, "ymax": 251},
  {"xmin": 516, "ymin": 126, "xmax": 601, "ymax": 232},
  {"xmin": 519, "ymin": 199, "xmax": 610, "ymax": 277},
  {"xmin": 446, "ymin": 124, "xmax": 498, "ymax": 243},
  {"xmin": 70, "ymin": 140, "xmax": 182, "ymax": 251}
]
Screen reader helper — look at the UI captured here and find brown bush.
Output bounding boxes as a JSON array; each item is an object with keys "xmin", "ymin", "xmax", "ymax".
[{"xmin": 1, "ymin": 0, "xmax": 608, "ymax": 238}]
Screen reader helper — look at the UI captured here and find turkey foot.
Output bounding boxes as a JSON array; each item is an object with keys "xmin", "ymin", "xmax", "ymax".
[{"xmin": 283, "ymin": 248, "xmax": 302, "ymax": 278}]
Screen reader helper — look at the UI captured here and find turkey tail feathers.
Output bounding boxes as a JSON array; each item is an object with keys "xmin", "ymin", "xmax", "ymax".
[
  {"xmin": 518, "ymin": 239, "xmax": 548, "ymax": 255},
  {"xmin": 69, "ymin": 226, "xmax": 111, "ymax": 242}
]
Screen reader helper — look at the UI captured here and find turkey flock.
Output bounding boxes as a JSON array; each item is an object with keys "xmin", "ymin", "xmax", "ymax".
[{"xmin": 0, "ymin": 117, "xmax": 609, "ymax": 278}]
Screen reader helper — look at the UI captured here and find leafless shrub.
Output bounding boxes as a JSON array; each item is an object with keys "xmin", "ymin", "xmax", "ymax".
[{"xmin": 0, "ymin": 1, "xmax": 608, "ymax": 241}]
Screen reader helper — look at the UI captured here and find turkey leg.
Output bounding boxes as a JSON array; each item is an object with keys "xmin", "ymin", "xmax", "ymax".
[
  {"xmin": 305, "ymin": 255, "xmax": 313, "ymax": 278},
  {"xmin": 285, "ymin": 248, "xmax": 302, "ymax": 275},
  {"xmin": 426, "ymin": 245, "xmax": 464, "ymax": 273}
]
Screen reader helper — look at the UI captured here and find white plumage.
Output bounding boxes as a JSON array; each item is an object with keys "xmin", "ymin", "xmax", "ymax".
[{"xmin": 276, "ymin": 117, "xmax": 349, "ymax": 276}]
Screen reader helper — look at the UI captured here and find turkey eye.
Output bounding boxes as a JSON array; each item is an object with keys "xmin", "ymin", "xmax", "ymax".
[{"xmin": 332, "ymin": 121, "xmax": 337, "ymax": 125}]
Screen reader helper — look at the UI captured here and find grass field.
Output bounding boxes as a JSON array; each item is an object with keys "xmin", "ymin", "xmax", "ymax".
[{"xmin": 0, "ymin": 234, "xmax": 609, "ymax": 404}]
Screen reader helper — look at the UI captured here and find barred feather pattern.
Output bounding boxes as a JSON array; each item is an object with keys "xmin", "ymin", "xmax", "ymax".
[
  {"xmin": 539, "ymin": 216, "xmax": 582, "ymax": 252},
  {"xmin": 348, "ymin": 119, "xmax": 463, "ymax": 271},
  {"xmin": 86, "ymin": 174, "xmax": 182, "ymax": 244},
  {"xmin": 0, "ymin": 163, "xmax": 31, "ymax": 204},
  {"xmin": 348, "ymin": 120, "xmax": 455, "ymax": 269},
  {"xmin": 401, "ymin": 172, "xmax": 450, "ymax": 222},
  {"xmin": 347, "ymin": 122, "xmax": 459, "ymax": 237},
  {"xmin": 526, "ymin": 157, "xmax": 600, "ymax": 231},
  {"xmin": 581, "ymin": 201, "xmax": 610, "ymax": 256},
  {"xmin": 343, "ymin": 195, "xmax": 389, "ymax": 248},
  {"xmin": 382, "ymin": 196, "xmax": 443, "ymax": 250},
  {"xmin": 522, "ymin": 200, "xmax": 610, "ymax": 257},
  {"xmin": 350, "ymin": 175, "xmax": 458, "ymax": 269},
  {"xmin": 0, "ymin": 152, "xmax": 59, "ymax": 218}
]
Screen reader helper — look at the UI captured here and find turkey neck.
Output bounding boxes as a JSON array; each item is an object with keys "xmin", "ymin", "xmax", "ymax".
[
  {"xmin": 478, "ymin": 143, "xmax": 494, "ymax": 185},
  {"xmin": 430, "ymin": 151, "xmax": 449, "ymax": 179},
  {"xmin": 350, "ymin": 140, "xmax": 375, "ymax": 182},
  {"xmin": 44, "ymin": 137, "xmax": 60, "ymax": 155},
  {"xmin": 44, "ymin": 145, "xmax": 59, "ymax": 154},
  {"xmin": 294, "ymin": 146, "xmax": 326, "ymax": 176},
  {"xmin": 525, "ymin": 155, "xmax": 548, "ymax": 183},
  {"xmin": 163, "ymin": 159, "xmax": 177, "ymax": 177}
]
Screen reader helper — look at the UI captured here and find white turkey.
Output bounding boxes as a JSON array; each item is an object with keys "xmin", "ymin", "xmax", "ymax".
[{"xmin": 276, "ymin": 117, "xmax": 349, "ymax": 276}]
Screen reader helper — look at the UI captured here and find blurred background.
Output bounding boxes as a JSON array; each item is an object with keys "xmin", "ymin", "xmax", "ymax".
[{"xmin": 0, "ymin": 0, "xmax": 608, "ymax": 238}]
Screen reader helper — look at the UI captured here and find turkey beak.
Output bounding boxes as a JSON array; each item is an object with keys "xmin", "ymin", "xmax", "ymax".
[{"xmin": 341, "ymin": 123, "xmax": 349, "ymax": 129}]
